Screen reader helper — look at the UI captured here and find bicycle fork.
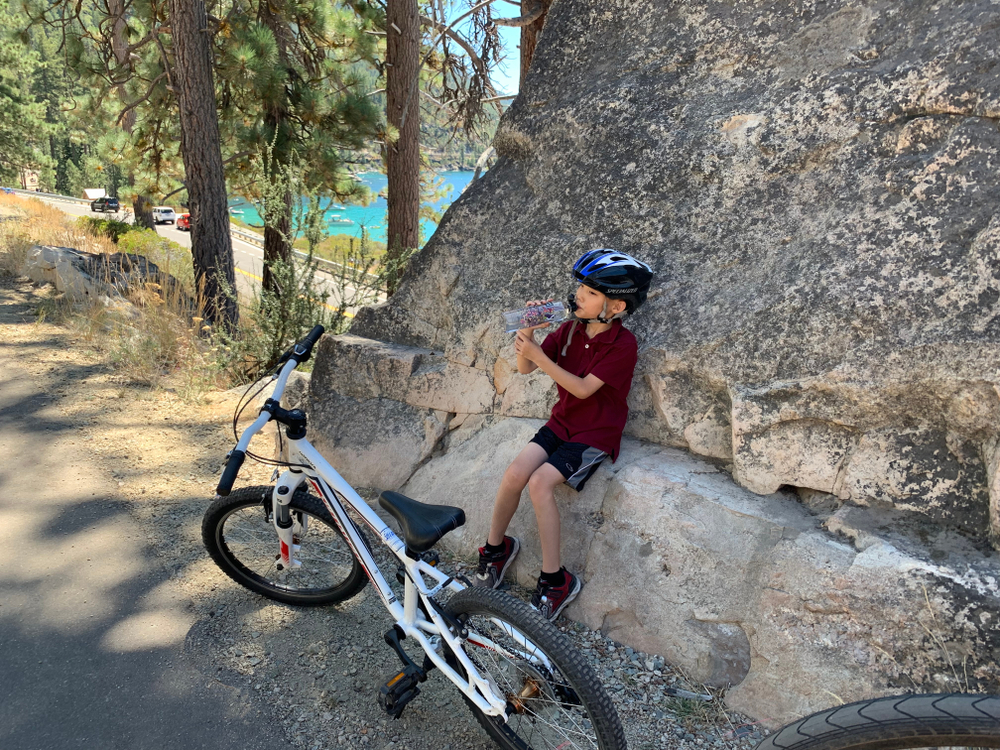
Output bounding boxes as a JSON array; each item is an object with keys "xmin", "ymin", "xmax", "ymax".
[{"xmin": 271, "ymin": 480, "xmax": 304, "ymax": 570}]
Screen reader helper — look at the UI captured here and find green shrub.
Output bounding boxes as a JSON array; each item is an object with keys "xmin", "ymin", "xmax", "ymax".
[
  {"xmin": 293, "ymin": 231, "xmax": 387, "ymax": 263},
  {"xmin": 116, "ymin": 229, "xmax": 195, "ymax": 291},
  {"xmin": 76, "ymin": 215, "xmax": 133, "ymax": 243}
]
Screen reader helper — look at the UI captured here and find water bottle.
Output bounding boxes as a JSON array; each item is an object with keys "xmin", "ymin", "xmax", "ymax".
[{"xmin": 501, "ymin": 301, "xmax": 571, "ymax": 333}]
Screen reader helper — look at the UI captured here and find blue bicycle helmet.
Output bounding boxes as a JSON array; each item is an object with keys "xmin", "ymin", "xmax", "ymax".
[{"xmin": 572, "ymin": 249, "xmax": 653, "ymax": 315}]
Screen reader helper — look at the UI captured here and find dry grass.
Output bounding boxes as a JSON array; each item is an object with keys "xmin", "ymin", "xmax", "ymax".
[
  {"xmin": 0, "ymin": 194, "xmax": 116, "ymax": 254},
  {"xmin": 0, "ymin": 193, "xmax": 223, "ymax": 400},
  {"xmin": 0, "ymin": 192, "xmax": 362, "ymax": 400}
]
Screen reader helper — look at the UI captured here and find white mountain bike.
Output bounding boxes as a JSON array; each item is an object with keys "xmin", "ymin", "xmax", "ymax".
[{"xmin": 202, "ymin": 325, "xmax": 627, "ymax": 750}]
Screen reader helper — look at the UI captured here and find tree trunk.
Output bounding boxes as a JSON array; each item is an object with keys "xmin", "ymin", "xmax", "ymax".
[
  {"xmin": 385, "ymin": 0, "xmax": 421, "ymax": 296},
  {"xmin": 109, "ymin": 0, "xmax": 156, "ymax": 231},
  {"xmin": 167, "ymin": 0, "xmax": 239, "ymax": 329},
  {"xmin": 257, "ymin": 3, "xmax": 294, "ymax": 296},
  {"xmin": 262, "ymin": 190, "xmax": 292, "ymax": 295},
  {"xmin": 133, "ymin": 194, "xmax": 155, "ymax": 229},
  {"xmin": 520, "ymin": 0, "xmax": 552, "ymax": 86}
]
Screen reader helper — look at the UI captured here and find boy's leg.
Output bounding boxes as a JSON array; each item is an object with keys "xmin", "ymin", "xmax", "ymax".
[
  {"xmin": 527, "ymin": 443, "xmax": 606, "ymax": 621},
  {"xmin": 475, "ymin": 442, "xmax": 549, "ymax": 589},
  {"xmin": 526, "ymin": 463, "xmax": 569, "ymax": 574},
  {"xmin": 486, "ymin": 442, "xmax": 549, "ymax": 546}
]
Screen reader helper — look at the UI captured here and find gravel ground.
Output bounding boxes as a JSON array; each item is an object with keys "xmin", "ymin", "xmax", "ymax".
[
  {"xmin": 3, "ymin": 275, "xmax": 769, "ymax": 750},
  {"xmin": 178, "ymin": 533, "xmax": 767, "ymax": 750}
]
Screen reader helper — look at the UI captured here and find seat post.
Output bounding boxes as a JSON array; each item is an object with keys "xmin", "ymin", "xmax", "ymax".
[{"xmin": 402, "ymin": 568, "xmax": 419, "ymax": 626}]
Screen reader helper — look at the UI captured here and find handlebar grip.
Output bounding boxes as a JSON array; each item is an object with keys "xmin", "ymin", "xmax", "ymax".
[
  {"xmin": 291, "ymin": 324, "xmax": 326, "ymax": 364},
  {"xmin": 303, "ymin": 324, "xmax": 325, "ymax": 348},
  {"xmin": 216, "ymin": 449, "xmax": 246, "ymax": 496}
]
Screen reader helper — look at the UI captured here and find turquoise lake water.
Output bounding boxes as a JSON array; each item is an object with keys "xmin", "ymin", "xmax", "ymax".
[{"xmin": 227, "ymin": 171, "xmax": 476, "ymax": 244}]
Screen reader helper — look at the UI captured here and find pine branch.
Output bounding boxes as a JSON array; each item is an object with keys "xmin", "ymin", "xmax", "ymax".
[
  {"xmin": 493, "ymin": 0, "xmax": 544, "ymax": 27},
  {"xmin": 115, "ymin": 72, "xmax": 167, "ymax": 125}
]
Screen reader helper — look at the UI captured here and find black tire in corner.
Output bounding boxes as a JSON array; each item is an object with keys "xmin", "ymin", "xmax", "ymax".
[
  {"xmin": 755, "ymin": 693, "xmax": 1000, "ymax": 750},
  {"xmin": 445, "ymin": 586, "xmax": 626, "ymax": 750},
  {"xmin": 202, "ymin": 485, "xmax": 367, "ymax": 606}
]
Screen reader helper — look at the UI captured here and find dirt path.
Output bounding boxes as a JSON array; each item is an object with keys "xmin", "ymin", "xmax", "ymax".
[
  {"xmin": 0, "ymin": 276, "xmax": 294, "ymax": 750},
  {"xmin": 0, "ymin": 274, "xmax": 763, "ymax": 750},
  {"xmin": 0, "ymin": 276, "xmax": 513, "ymax": 750}
]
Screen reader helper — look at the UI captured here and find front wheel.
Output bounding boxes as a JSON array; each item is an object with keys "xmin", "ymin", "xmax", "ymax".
[
  {"xmin": 202, "ymin": 485, "xmax": 367, "ymax": 606},
  {"xmin": 755, "ymin": 693, "xmax": 1000, "ymax": 750},
  {"xmin": 446, "ymin": 586, "xmax": 626, "ymax": 750}
]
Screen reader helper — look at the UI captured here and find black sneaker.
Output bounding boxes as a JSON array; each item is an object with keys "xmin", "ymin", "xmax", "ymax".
[
  {"xmin": 530, "ymin": 569, "xmax": 582, "ymax": 621},
  {"xmin": 473, "ymin": 536, "xmax": 520, "ymax": 589}
]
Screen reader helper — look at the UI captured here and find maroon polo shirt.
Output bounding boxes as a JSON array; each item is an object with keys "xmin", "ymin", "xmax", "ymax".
[{"xmin": 539, "ymin": 319, "xmax": 638, "ymax": 460}]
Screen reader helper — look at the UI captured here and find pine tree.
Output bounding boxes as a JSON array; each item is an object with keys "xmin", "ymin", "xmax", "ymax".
[
  {"xmin": 216, "ymin": 0, "xmax": 382, "ymax": 296},
  {"xmin": 167, "ymin": 0, "xmax": 239, "ymax": 329},
  {"xmin": 0, "ymin": 2, "xmax": 50, "ymax": 185}
]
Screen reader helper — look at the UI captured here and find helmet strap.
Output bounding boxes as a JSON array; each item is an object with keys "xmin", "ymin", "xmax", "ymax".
[{"xmin": 569, "ymin": 292, "xmax": 623, "ymax": 324}]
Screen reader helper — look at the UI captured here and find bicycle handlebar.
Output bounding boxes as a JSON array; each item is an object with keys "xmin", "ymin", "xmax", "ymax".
[
  {"xmin": 301, "ymin": 324, "xmax": 325, "ymax": 352},
  {"xmin": 216, "ymin": 450, "xmax": 246, "ymax": 496},
  {"xmin": 215, "ymin": 325, "xmax": 326, "ymax": 496}
]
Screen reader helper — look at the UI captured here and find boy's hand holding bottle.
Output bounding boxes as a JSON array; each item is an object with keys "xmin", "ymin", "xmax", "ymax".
[{"xmin": 512, "ymin": 298, "xmax": 558, "ymax": 364}]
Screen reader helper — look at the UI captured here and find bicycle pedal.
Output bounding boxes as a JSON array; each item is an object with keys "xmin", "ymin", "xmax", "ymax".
[
  {"xmin": 376, "ymin": 666, "xmax": 422, "ymax": 719},
  {"xmin": 422, "ymin": 550, "xmax": 440, "ymax": 567}
]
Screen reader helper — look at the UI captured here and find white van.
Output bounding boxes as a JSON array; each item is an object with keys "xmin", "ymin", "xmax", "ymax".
[{"xmin": 152, "ymin": 206, "xmax": 176, "ymax": 224}]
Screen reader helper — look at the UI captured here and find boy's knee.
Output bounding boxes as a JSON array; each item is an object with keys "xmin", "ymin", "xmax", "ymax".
[
  {"xmin": 501, "ymin": 463, "xmax": 531, "ymax": 491},
  {"xmin": 527, "ymin": 466, "xmax": 561, "ymax": 496}
]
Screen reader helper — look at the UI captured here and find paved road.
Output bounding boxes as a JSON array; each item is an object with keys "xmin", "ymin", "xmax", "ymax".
[
  {"xmin": 48, "ymin": 201, "xmax": 266, "ymax": 296},
  {"xmin": 0, "ymin": 288, "xmax": 293, "ymax": 749}
]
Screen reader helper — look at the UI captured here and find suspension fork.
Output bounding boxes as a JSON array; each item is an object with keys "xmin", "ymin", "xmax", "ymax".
[{"xmin": 271, "ymin": 475, "xmax": 305, "ymax": 569}]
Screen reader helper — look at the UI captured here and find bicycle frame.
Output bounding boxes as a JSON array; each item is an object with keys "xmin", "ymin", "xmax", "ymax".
[{"xmin": 266, "ymin": 433, "xmax": 551, "ymax": 720}]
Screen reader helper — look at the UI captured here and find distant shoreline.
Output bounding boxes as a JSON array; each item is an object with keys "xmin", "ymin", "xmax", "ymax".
[{"xmin": 227, "ymin": 171, "xmax": 478, "ymax": 244}]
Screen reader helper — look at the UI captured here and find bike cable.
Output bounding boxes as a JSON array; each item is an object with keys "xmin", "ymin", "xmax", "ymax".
[{"xmin": 229, "ymin": 363, "xmax": 312, "ymax": 473}]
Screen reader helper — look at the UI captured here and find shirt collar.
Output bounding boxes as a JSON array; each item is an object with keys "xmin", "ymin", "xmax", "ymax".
[{"xmin": 583, "ymin": 319, "xmax": 622, "ymax": 345}]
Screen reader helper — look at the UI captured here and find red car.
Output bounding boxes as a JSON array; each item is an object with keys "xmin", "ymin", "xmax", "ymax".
[{"xmin": 176, "ymin": 213, "xmax": 191, "ymax": 231}]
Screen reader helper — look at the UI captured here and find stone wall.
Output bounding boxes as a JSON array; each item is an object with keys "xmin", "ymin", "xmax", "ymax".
[{"xmin": 303, "ymin": 0, "xmax": 1000, "ymax": 724}]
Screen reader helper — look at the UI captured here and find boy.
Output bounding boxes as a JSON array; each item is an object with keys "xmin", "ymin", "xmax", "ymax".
[{"xmin": 475, "ymin": 249, "xmax": 654, "ymax": 621}]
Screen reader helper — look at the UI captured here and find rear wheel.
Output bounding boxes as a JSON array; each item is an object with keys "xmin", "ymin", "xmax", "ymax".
[
  {"xmin": 445, "ymin": 586, "xmax": 625, "ymax": 750},
  {"xmin": 202, "ymin": 485, "xmax": 367, "ymax": 606},
  {"xmin": 755, "ymin": 693, "xmax": 1000, "ymax": 750}
]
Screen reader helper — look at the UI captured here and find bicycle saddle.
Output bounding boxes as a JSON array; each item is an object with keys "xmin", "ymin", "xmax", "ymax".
[{"xmin": 378, "ymin": 491, "xmax": 466, "ymax": 554}]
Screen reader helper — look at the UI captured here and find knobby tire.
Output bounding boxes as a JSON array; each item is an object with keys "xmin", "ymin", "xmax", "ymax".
[{"xmin": 446, "ymin": 586, "xmax": 626, "ymax": 750}]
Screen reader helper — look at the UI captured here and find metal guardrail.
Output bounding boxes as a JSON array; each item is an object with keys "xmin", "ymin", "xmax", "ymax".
[
  {"xmin": 10, "ymin": 187, "xmax": 90, "ymax": 206},
  {"xmin": 229, "ymin": 222, "xmax": 379, "ymax": 283},
  {"xmin": 12, "ymin": 188, "xmax": 381, "ymax": 283}
]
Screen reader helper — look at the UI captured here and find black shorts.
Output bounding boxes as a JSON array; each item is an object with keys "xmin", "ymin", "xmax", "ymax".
[{"xmin": 530, "ymin": 425, "xmax": 608, "ymax": 491}]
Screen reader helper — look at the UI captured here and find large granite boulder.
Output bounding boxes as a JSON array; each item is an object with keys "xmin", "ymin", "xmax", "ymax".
[
  {"xmin": 303, "ymin": 0, "xmax": 1000, "ymax": 723},
  {"xmin": 353, "ymin": 0, "xmax": 1000, "ymax": 543},
  {"xmin": 400, "ymin": 425, "xmax": 1000, "ymax": 724}
]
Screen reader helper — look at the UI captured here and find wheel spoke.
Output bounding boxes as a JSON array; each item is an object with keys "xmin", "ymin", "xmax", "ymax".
[
  {"xmin": 461, "ymin": 612, "xmax": 601, "ymax": 749},
  {"xmin": 221, "ymin": 506, "xmax": 356, "ymax": 592},
  {"xmin": 204, "ymin": 487, "xmax": 367, "ymax": 607}
]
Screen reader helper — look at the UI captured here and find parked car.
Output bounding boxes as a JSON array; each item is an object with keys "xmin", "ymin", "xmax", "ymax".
[
  {"xmin": 152, "ymin": 206, "xmax": 176, "ymax": 224},
  {"xmin": 176, "ymin": 213, "xmax": 191, "ymax": 231},
  {"xmin": 90, "ymin": 196, "xmax": 120, "ymax": 213}
]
